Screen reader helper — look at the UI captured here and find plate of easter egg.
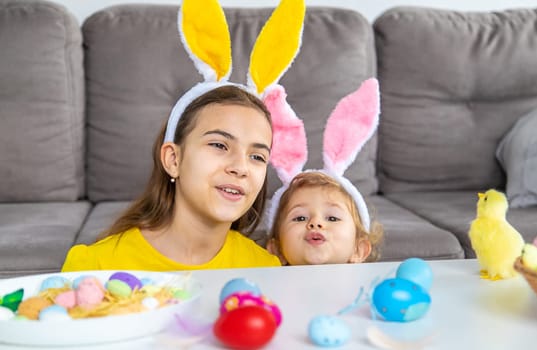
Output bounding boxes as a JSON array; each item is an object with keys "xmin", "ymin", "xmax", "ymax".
[{"xmin": 0, "ymin": 270, "xmax": 202, "ymax": 346}]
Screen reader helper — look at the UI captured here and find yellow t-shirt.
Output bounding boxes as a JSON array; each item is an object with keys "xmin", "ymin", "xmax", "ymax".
[{"xmin": 62, "ymin": 227, "xmax": 280, "ymax": 272}]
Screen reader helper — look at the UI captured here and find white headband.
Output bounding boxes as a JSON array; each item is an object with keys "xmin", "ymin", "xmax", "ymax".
[
  {"xmin": 163, "ymin": 0, "xmax": 305, "ymax": 144},
  {"xmin": 263, "ymin": 79, "xmax": 381, "ymax": 232}
]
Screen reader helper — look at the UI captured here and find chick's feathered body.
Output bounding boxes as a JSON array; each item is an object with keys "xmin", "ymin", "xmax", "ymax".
[{"xmin": 469, "ymin": 189, "xmax": 524, "ymax": 280}]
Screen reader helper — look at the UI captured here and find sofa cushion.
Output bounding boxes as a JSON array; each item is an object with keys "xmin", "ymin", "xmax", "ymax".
[
  {"xmin": 76, "ymin": 201, "xmax": 130, "ymax": 244},
  {"xmin": 385, "ymin": 191, "xmax": 537, "ymax": 258},
  {"xmin": 374, "ymin": 7, "xmax": 537, "ymax": 193},
  {"xmin": 496, "ymin": 108, "xmax": 537, "ymax": 208},
  {"xmin": 0, "ymin": 201, "xmax": 91, "ymax": 277},
  {"xmin": 0, "ymin": 0, "xmax": 84, "ymax": 201},
  {"xmin": 368, "ymin": 196, "xmax": 464, "ymax": 261},
  {"xmin": 84, "ymin": 5, "xmax": 377, "ymax": 202}
]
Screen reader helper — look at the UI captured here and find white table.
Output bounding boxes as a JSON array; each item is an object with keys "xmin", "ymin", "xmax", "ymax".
[{"xmin": 1, "ymin": 259, "xmax": 536, "ymax": 350}]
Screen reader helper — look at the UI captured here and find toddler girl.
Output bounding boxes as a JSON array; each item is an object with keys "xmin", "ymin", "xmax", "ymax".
[
  {"xmin": 267, "ymin": 171, "xmax": 383, "ymax": 265},
  {"xmin": 263, "ymin": 78, "xmax": 384, "ymax": 265}
]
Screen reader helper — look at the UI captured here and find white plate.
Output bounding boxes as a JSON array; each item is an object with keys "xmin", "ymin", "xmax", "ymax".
[{"xmin": 0, "ymin": 271, "xmax": 202, "ymax": 346}]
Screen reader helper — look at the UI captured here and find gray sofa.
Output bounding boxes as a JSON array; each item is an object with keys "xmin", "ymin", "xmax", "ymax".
[{"xmin": 1, "ymin": 0, "xmax": 536, "ymax": 277}]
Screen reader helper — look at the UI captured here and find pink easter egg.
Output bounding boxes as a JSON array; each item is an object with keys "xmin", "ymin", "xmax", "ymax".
[
  {"xmin": 75, "ymin": 277, "xmax": 105, "ymax": 309},
  {"xmin": 54, "ymin": 290, "xmax": 76, "ymax": 309}
]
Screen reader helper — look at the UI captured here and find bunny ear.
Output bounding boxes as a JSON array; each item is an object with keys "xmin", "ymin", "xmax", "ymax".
[
  {"xmin": 263, "ymin": 84, "xmax": 307, "ymax": 185},
  {"xmin": 179, "ymin": 0, "xmax": 232, "ymax": 82},
  {"xmin": 323, "ymin": 78, "xmax": 380, "ymax": 176},
  {"xmin": 248, "ymin": 0, "xmax": 305, "ymax": 94}
]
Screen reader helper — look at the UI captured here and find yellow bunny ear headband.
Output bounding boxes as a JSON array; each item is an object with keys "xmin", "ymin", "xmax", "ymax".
[{"xmin": 163, "ymin": 0, "xmax": 306, "ymax": 143}]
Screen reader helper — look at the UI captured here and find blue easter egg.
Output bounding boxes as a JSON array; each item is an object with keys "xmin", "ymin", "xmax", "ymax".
[
  {"xmin": 140, "ymin": 277, "xmax": 155, "ymax": 286},
  {"xmin": 39, "ymin": 305, "xmax": 71, "ymax": 321},
  {"xmin": 39, "ymin": 276, "xmax": 70, "ymax": 291},
  {"xmin": 372, "ymin": 278, "xmax": 431, "ymax": 322},
  {"xmin": 396, "ymin": 258, "xmax": 433, "ymax": 291},
  {"xmin": 308, "ymin": 315, "xmax": 350, "ymax": 347},
  {"xmin": 219, "ymin": 278, "xmax": 261, "ymax": 304},
  {"xmin": 72, "ymin": 275, "xmax": 92, "ymax": 289}
]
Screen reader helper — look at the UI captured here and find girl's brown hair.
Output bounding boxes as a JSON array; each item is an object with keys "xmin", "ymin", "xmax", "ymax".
[
  {"xmin": 269, "ymin": 172, "xmax": 383, "ymax": 262},
  {"xmin": 97, "ymin": 85, "xmax": 272, "ymax": 241}
]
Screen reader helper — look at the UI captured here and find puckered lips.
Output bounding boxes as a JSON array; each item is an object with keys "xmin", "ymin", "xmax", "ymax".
[
  {"xmin": 216, "ymin": 184, "xmax": 245, "ymax": 202},
  {"xmin": 305, "ymin": 231, "xmax": 326, "ymax": 246}
]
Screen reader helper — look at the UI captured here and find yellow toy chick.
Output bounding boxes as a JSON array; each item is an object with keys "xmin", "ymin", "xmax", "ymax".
[{"xmin": 469, "ymin": 189, "xmax": 524, "ymax": 280}]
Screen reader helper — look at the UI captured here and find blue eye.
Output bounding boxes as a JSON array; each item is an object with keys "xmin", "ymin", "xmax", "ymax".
[{"xmin": 292, "ymin": 216, "xmax": 307, "ymax": 222}]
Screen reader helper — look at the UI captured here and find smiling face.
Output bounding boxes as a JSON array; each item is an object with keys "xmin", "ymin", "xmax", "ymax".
[
  {"xmin": 173, "ymin": 103, "xmax": 272, "ymax": 228},
  {"xmin": 278, "ymin": 185, "xmax": 359, "ymax": 265}
]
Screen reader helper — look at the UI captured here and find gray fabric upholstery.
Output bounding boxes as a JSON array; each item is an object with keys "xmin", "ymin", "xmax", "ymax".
[
  {"xmin": 369, "ymin": 196, "xmax": 464, "ymax": 260},
  {"xmin": 75, "ymin": 201, "xmax": 130, "ymax": 245},
  {"xmin": 0, "ymin": 202, "xmax": 91, "ymax": 277},
  {"xmin": 374, "ymin": 7, "xmax": 537, "ymax": 193},
  {"xmin": 496, "ymin": 108, "xmax": 537, "ymax": 208},
  {"xmin": 84, "ymin": 5, "xmax": 377, "ymax": 201},
  {"xmin": 386, "ymin": 191, "xmax": 537, "ymax": 258},
  {"xmin": 0, "ymin": 0, "xmax": 84, "ymax": 202}
]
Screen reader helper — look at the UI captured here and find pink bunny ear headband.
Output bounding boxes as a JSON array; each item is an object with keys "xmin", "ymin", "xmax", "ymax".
[
  {"xmin": 264, "ymin": 78, "xmax": 380, "ymax": 232},
  {"xmin": 163, "ymin": 0, "xmax": 305, "ymax": 143}
]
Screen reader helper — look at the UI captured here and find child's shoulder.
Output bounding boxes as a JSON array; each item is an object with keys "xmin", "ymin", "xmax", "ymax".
[
  {"xmin": 61, "ymin": 227, "xmax": 141, "ymax": 272},
  {"xmin": 227, "ymin": 230, "xmax": 262, "ymax": 248},
  {"xmin": 227, "ymin": 230, "xmax": 281, "ymax": 266}
]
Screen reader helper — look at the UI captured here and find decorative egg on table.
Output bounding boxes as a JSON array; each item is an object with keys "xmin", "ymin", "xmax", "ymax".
[
  {"xmin": 371, "ymin": 277, "xmax": 431, "ymax": 322},
  {"xmin": 0, "ymin": 305, "xmax": 15, "ymax": 321},
  {"xmin": 214, "ymin": 278, "xmax": 280, "ymax": 349},
  {"xmin": 214, "ymin": 305, "xmax": 277, "ymax": 350},
  {"xmin": 396, "ymin": 257, "xmax": 433, "ymax": 291},
  {"xmin": 220, "ymin": 291, "xmax": 282, "ymax": 326},
  {"xmin": 219, "ymin": 278, "xmax": 261, "ymax": 304},
  {"xmin": 308, "ymin": 315, "xmax": 351, "ymax": 347}
]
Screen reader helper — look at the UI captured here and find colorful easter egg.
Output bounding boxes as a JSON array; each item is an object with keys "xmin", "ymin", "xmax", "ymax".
[
  {"xmin": 106, "ymin": 279, "xmax": 132, "ymax": 298},
  {"xmin": 39, "ymin": 276, "xmax": 70, "ymax": 291},
  {"xmin": 308, "ymin": 315, "xmax": 350, "ymax": 347},
  {"xmin": 54, "ymin": 290, "xmax": 76, "ymax": 309},
  {"xmin": 142, "ymin": 297, "xmax": 160, "ymax": 310},
  {"xmin": 214, "ymin": 305, "xmax": 277, "ymax": 350},
  {"xmin": 39, "ymin": 305, "xmax": 71, "ymax": 321},
  {"xmin": 396, "ymin": 258, "xmax": 433, "ymax": 290},
  {"xmin": 140, "ymin": 277, "xmax": 155, "ymax": 286},
  {"xmin": 220, "ymin": 292, "xmax": 282, "ymax": 326},
  {"xmin": 372, "ymin": 278, "xmax": 431, "ymax": 322},
  {"xmin": 171, "ymin": 288, "xmax": 192, "ymax": 300},
  {"xmin": 17, "ymin": 296, "xmax": 52, "ymax": 320},
  {"xmin": 219, "ymin": 278, "xmax": 261, "ymax": 304},
  {"xmin": 75, "ymin": 277, "xmax": 105, "ymax": 308},
  {"xmin": 108, "ymin": 272, "xmax": 142, "ymax": 290},
  {"xmin": 72, "ymin": 275, "xmax": 92, "ymax": 289},
  {"xmin": 0, "ymin": 305, "xmax": 14, "ymax": 321}
]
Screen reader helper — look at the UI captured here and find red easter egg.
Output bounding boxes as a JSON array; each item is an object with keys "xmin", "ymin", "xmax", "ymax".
[{"xmin": 213, "ymin": 305, "xmax": 277, "ymax": 350}]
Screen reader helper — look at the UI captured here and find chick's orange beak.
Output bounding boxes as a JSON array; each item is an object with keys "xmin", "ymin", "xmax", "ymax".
[{"xmin": 478, "ymin": 192, "xmax": 485, "ymax": 199}]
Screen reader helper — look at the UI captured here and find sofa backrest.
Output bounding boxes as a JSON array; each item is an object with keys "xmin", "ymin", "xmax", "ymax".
[
  {"xmin": 0, "ymin": 0, "xmax": 84, "ymax": 202},
  {"xmin": 84, "ymin": 5, "xmax": 377, "ymax": 202},
  {"xmin": 375, "ymin": 7, "xmax": 537, "ymax": 193}
]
